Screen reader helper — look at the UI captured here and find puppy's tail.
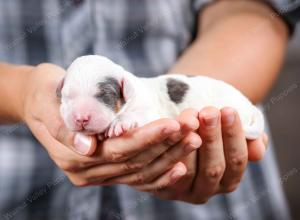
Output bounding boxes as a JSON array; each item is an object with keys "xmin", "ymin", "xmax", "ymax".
[{"xmin": 244, "ymin": 106, "xmax": 265, "ymax": 140}]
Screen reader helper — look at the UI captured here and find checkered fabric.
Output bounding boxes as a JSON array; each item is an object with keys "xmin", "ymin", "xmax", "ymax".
[{"xmin": 0, "ymin": 0, "xmax": 298, "ymax": 219}]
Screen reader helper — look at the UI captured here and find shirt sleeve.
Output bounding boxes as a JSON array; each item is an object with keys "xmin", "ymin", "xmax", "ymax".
[
  {"xmin": 193, "ymin": 0, "xmax": 300, "ymax": 35},
  {"xmin": 193, "ymin": 0, "xmax": 213, "ymax": 12},
  {"xmin": 266, "ymin": 0, "xmax": 300, "ymax": 34}
]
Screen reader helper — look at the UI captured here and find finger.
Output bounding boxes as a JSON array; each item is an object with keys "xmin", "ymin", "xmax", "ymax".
[
  {"xmin": 219, "ymin": 107, "xmax": 248, "ymax": 193},
  {"xmin": 167, "ymin": 108, "xmax": 200, "ymax": 145},
  {"xmin": 103, "ymin": 132, "xmax": 201, "ymax": 185},
  {"xmin": 133, "ymin": 162, "xmax": 187, "ymax": 192},
  {"xmin": 101, "ymin": 109, "xmax": 199, "ymax": 182},
  {"xmin": 262, "ymin": 132, "xmax": 269, "ymax": 146},
  {"xmin": 78, "ymin": 142, "xmax": 181, "ymax": 183},
  {"xmin": 66, "ymin": 158, "xmax": 154, "ymax": 185},
  {"xmin": 44, "ymin": 119, "xmax": 178, "ymax": 174},
  {"xmin": 151, "ymin": 152, "xmax": 197, "ymax": 200},
  {"xmin": 128, "ymin": 108, "xmax": 199, "ymax": 170},
  {"xmin": 95, "ymin": 118, "xmax": 180, "ymax": 163},
  {"xmin": 247, "ymin": 135, "xmax": 266, "ymax": 162},
  {"xmin": 192, "ymin": 107, "xmax": 225, "ymax": 199},
  {"xmin": 176, "ymin": 108, "xmax": 200, "ymax": 131}
]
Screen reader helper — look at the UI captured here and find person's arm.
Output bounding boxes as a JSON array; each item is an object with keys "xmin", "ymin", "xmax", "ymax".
[
  {"xmin": 0, "ymin": 63, "xmax": 33, "ymax": 123},
  {"xmin": 170, "ymin": 0, "xmax": 288, "ymax": 103},
  {"xmin": 132, "ymin": 0, "xmax": 287, "ymax": 203}
]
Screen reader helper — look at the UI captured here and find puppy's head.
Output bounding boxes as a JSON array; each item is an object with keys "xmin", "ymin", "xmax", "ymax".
[{"xmin": 57, "ymin": 55, "xmax": 132, "ymax": 135}]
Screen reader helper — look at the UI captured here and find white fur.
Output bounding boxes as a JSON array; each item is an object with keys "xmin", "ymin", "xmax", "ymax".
[{"xmin": 60, "ymin": 55, "xmax": 264, "ymax": 139}]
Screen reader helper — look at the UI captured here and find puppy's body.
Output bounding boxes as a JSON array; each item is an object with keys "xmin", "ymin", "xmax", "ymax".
[
  {"xmin": 140, "ymin": 75, "xmax": 263, "ymax": 139},
  {"xmin": 59, "ymin": 55, "xmax": 264, "ymax": 140}
]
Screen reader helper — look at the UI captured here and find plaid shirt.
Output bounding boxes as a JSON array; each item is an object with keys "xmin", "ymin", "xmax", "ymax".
[{"xmin": 0, "ymin": 0, "xmax": 298, "ymax": 220}]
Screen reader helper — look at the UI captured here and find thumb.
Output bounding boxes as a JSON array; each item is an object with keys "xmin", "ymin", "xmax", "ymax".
[
  {"xmin": 73, "ymin": 133, "xmax": 97, "ymax": 156},
  {"xmin": 44, "ymin": 120, "xmax": 97, "ymax": 156},
  {"xmin": 247, "ymin": 133, "xmax": 268, "ymax": 162}
]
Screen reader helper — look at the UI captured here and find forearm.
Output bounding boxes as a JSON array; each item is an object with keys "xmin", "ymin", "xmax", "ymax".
[
  {"xmin": 170, "ymin": 0, "xmax": 289, "ymax": 103},
  {"xmin": 0, "ymin": 62, "xmax": 33, "ymax": 123}
]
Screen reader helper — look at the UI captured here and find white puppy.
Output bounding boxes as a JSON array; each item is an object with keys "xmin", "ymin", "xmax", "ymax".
[{"xmin": 57, "ymin": 55, "xmax": 264, "ymax": 140}]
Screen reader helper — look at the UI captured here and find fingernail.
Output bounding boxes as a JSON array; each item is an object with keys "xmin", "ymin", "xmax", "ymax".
[
  {"xmin": 171, "ymin": 168, "xmax": 186, "ymax": 181},
  {"xmin": 222, "ymin": 109, "xmax": 235, "ymax": 126},
  {"xmin": 201, "ymin": 112, "xmax": 219, "ymax": 128},
  {"xmin": 74, "ymin": 133, "xmax": 92, "ymax": 155}
]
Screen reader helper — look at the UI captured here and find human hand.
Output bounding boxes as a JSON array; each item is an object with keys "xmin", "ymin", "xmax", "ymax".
[
  {"xmin": 21, "ymin": 65, "xmax": 201, "ymax": 186},
  {"xmin": 129, "ymin": 107, "xmax": 268, "ymax": 204}
]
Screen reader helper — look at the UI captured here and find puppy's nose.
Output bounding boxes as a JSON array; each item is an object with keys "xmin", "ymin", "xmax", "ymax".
[{"xmin": 73, "ymin": 114, "xmax": 90, "ymax": 127}]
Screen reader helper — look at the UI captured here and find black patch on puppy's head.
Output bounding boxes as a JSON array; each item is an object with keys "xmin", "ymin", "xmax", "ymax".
[
  {"xmin": 96, "ymin": 77, "xmax": 124, "ymax": 112},
  {"xmin": 167, "ymin": 78, "xmax": 189, "ymax": 104}
]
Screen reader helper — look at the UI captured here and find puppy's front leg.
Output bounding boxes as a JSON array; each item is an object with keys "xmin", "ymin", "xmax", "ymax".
[
  {"xmin": 105, "ymin": 95, "xmax": 157, "ymax": 138},
  {"xmin": 105, "ymin": 112, "xmax": 139, "ymax": 138}
]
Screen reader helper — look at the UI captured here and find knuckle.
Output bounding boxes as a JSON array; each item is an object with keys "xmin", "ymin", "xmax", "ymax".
[
  {"xmin": 109, "ymin": 150, "xmax": 127, "ymax": 162},
  {"xmin": 146, "ymin": 138, "xmax": 159, "ymax": 147},
  {"xmin": 76, "ymin": 161, "xmax": 90, "ymax": 170},
  {"xmin": 123, "ymin": 160, "xmax": 145, "ymax": 171},
  {"xmin": 224, "ymin": 128, "xmax": 237, "ymax": 138},
  {"xmin": 203, "ymin": 132, "xmax": 219, "ymax": 143},
  {"xmin": 162, "ymin": 138, "xmax": 176, "ymax": 147},
  {"xmin": 204, "ymin": 164, "xmax": 225, "ymax": 180},
  {"xmin": 130, "ymin": 173, "xmax": 146, "ymax": 185},
  {"xmin": 229, "ymin": 155, "xmax": 248, "ymax": 169}
]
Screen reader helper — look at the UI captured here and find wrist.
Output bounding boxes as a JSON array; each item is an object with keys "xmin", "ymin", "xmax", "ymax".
[
  {"xmin": 15, "ymin": 65, "xmax": 35, "ymax": 122},
  {"xmin": 0, "ymin": 63, "xmax": 34, "ymax": 123}
]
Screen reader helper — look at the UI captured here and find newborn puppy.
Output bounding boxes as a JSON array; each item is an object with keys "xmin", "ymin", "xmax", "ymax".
[{"xmin": 57, "ymin": 55, "xmax": 264, "ymax": 140}]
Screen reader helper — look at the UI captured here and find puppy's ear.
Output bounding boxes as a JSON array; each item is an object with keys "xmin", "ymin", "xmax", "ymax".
[
  {"xmin": 56, "ymin": 77, "xmax": 65, "ymax": 98},
  {"xmin": 120, "ymin": 73, "xmax": 135, "ymax": 101}
]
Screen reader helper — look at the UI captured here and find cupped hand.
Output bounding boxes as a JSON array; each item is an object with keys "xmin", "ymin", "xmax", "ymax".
[
  {"xmin": 130, "ymin": 107, "xmax": 268, "ymax": 204},
  {"xmin": 21, "ymin": 64, "xmax": 267, "ymax": 197},
  {"xmin": 21, "ymin": 63, "xmax": 201, "ymax": 187}
]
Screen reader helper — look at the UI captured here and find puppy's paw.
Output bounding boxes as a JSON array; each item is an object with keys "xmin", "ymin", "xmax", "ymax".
[{"xmin": 106, "ymin": 116, "xmax": 138, "ymax": 138}]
